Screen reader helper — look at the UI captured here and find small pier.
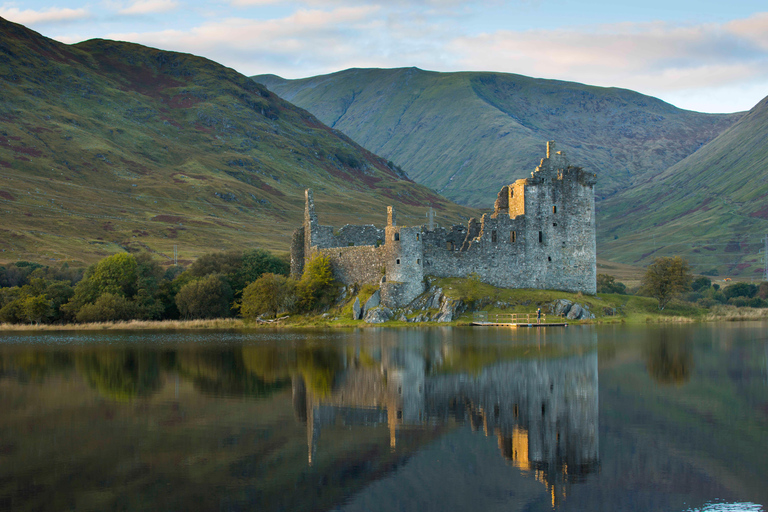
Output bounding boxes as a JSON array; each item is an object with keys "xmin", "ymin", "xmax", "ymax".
[{"xmin": 472, "ymin": 312, "xmax": 568, "ymax": 328}]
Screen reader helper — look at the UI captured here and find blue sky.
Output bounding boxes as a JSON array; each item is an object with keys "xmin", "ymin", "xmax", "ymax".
[{"xmin": 2, "ymin": 0, "xmax": 767, "ymax": 113}]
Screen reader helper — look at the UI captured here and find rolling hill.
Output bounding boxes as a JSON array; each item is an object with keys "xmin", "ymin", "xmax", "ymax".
[
  {"xmin": 254, "ymin": 68, "xmax": 741, "ymax": 207},
  {"xmin": 0, "ymin": 18, "xmax": 475, "ymax": 266},
  {"xmin": 598, "ymin": 95, "xmax": 768, "ymax": 278}
]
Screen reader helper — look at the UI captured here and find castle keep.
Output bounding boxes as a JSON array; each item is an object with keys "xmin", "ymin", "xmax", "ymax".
[{"xmin": 290, "ymin": 142, "xmax": 597, "ymax": 306}]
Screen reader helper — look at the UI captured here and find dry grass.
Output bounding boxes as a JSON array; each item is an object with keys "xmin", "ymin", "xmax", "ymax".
[
  {"xmin": 704, "ymin": 305, "xmax": 768, "ymax": 322},
  {"xmin": 0, "ymin": 318, "xmax": 247, "ymax": 331}
]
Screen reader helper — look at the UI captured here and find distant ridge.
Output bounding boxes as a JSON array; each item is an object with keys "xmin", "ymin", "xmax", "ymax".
[
  {"xmin": 599, "ymin": 95, "xmax": 768, "ymax": 277},
  {"xmin": 253, "ymin": 67, "xmax": 741, "ymax": 207},
  {"xmin": 0, "ymin": 18, "xmax": 475, "ymax": 265}
]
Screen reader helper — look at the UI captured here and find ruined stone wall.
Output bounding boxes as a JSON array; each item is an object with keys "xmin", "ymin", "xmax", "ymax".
[
  {"xmin": 291, "ymin": 141, "xmax": 596, "ymax": 297},
  {"xmin": 317, "ymin": 245, "xmax": 386, "ymax": 286},
  {"xmin": 290, "ymin": 226, "xmax": 305, "ymax": 279},
  {"xmin": 312, "ymin": 224, "xmax": 384, "ymax": 250},
  {"xmin": 422, "ymin": 215, "xmax": 530, "ymax": 288}
]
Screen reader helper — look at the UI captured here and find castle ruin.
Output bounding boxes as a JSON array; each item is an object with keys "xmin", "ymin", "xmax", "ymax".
[{"xmin": 290, "ymin": 141, "xmax": 597, "ymax": 306}]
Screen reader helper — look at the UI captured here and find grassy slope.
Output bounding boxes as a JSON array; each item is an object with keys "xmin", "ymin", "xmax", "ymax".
[
  {"xmin": 598, "ymin": 96, "xmax": 768, "ymax": 277},
  {"xmin": 0, "ymin": 19, "xmax": 476, "ymax": 267},
  {"xmin": 254, "ymin": 68, "xmax": 740, "ymax": 208}
]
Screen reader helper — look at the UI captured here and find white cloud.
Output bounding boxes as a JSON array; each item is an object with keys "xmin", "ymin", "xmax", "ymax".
[
  {"xmin": 445, "ymin": 16, "xmax": 768, "ymax": 106},
  {"xmin": 118, "ymin": 0, "xmax": 180, "ymax": 15},
  {"xmin": 0, "ymin": 6, "xmax": 90, "ymax": 24}
]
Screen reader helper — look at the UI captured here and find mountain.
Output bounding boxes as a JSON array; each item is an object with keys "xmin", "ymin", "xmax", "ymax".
[
  {"xmin": 254, "ymin": 68, "xmax": 741, "ymax": 207},
  {"xmin": 598, "ymin": 95, "xmax": 768, "ymax": 278},
  {"xmin": 0, "ymin": 19, "xmax": 475, "ymax": 266}
]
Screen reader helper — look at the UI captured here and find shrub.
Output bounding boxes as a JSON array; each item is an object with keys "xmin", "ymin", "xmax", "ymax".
[
  {"xmin": 296, "ymin": 254, "xmax": 338, "ymax": 312},
  {"xmin": 240, "ymin": 273, "xmax": 296, "ymax": 319},
  {"xmin": 175, "ymin": 275, "xmax": 233, "ymax": 319},
  {"xmin": 76, "ymin": 293, "xmax": 135, "ymax": 323},
  {"xmin": 691, "ymin": 276, "xmax": 712, "ymax": 292},
  {"xmin": 723, "ymin": 282, "xmax": 758, "ymax": 300},
  {"xmin": 597, "ymin": 274, "xmax": 627, "ymax": 294}
]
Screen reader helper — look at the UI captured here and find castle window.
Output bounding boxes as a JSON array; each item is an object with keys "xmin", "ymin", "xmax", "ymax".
[
  {"xmin": 417, "ymin": 259, "xmax": 421, "ymax": 265},
  {"xmin": 548, "ymin": 256, "xmax": 552, "ymax": 262},
  {"xmin": 510, "ymin": 231, "xmax": 516, "ymax": 243},
  {"xmin": 394, "ymin": 232, "xmax": 400, "ymax": 241},
  {"xmin": 396, "ymin": 259, "xmax": 400, "ymax": 265},
  {"xmin": 491, "ymin": 230, "xmax": 497, "ymax": 243},
  {"xmin": 416, "ymin": 233, "xmax": 420, "ymax": 241},
  {"xmin": 553, "ymin": 205, "xmax": 557, "ymax": 214},
  {"xmin": 553, "ymin": 223, "xmax": 557, "ymax": 227},
  {"xmin": 539, "ymin": 231, "xmax": 543, "ymax": 243},
  {"xmin": 446, "ymin": 241, "xmax": 454, "ymax": 251}
]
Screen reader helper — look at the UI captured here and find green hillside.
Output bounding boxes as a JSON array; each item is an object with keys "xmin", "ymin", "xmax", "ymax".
[
  {"xmin": 254, "ymin": 68, "xmax": 740, "ymax": 207},
  {"xmin": 598, "ymin": 95, "xmax": 768, "ymax": 278},
  {"xmin": 0, "ymin": 19, "xmax": 475, "ymax": 267}
]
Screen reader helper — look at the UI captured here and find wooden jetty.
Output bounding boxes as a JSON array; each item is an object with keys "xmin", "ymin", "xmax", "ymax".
[{"xmin": 472, "ymin": 312, "xmax": 568, "ymax": 327}]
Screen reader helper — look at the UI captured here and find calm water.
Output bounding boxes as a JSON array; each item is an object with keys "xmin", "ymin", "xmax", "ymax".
[{"xmin": 1, "ymin": 323, "xmax": 767, "ymax": 512}]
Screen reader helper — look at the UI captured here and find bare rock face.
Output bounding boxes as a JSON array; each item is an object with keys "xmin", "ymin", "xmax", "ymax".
[
  {"xmin": 567, "ymin": 304, "xmax": 583, "ymax": 320},
  {"xmin": 362, "ymin": 290, "xmax": 380, "ymax": 317},
  {"xmin": 550, "ymin": 299, "xmax": 573, "ymax": 317},
  {"xmin": 352, "ymin": 297, "xmax": 362, "ymax": 320},
  {"xmin": 364, "ymin": 306, "xmax": 392, "ymax": 323}
]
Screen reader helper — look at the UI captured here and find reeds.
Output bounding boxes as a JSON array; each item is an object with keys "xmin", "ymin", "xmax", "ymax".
[
  {"xmin": 0, "ymin": 318, "xmax": 247, "ymax": 331},
  {"xmin": 704, "ymin": 305, "xmax": 768, "ymax": 322}
]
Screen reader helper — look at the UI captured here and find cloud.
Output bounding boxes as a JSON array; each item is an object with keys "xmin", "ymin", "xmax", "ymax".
[
  {"xmin": 94, "ymin": 7, "xmax": 768, "ymax": 111},
  {"xmin": 446, "ymin": 17, "xmax": 768, "ymax": 95},
  {"xmin": 0, "ymin": 6, "xmax": 90, "ymax": 24},
  {"xmin": 118, "ymin": 0, "xmax": 180, "ymax": 15}
]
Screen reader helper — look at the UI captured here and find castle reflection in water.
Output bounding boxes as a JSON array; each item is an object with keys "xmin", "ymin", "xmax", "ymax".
[{"xmin": 291, "ymin": 330, "xmax": 599, "ymax": 505}]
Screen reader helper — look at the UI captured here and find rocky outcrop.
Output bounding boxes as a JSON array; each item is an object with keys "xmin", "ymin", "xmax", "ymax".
[
  {"xmin": 547, "ymin": 299, "xmax": 594, "ymax": 320},
  {"xmin": 364, "ymin": 306, "xmax": 392, "ymax": 323},
  {"xmin": 362, "ymin": 290, "xmax": 380, "ymax": 317},
  {"xmin": 352, "ymin": 297, "xmax": 362, "ymax": 320}
]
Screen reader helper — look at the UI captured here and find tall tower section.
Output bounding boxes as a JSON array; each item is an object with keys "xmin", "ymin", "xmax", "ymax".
[{"xmin": 522, "ymin": 141, "xmax": 597, "ymax": 294}]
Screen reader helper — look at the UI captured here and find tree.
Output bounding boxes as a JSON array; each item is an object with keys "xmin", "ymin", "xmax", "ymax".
[
  {"xmin": 175, "ymin": 274, "xmax": 234, "ymax": 319},
  {"xmin": 691, "ymin": 276, "xmax": 712, "ymax": 292},
  {"xmin": 240, "ymin": 273, "xmax": 296, "ymax": 319},
  {"xmin": 596, "ymin": 274, "xmax": 627, "ymax": 294},
  {"xmin": 642, "ymin": 256, "xmax": 692, "ymax": 310},
  {"xmin": 21, "ymin": 294, "xmax": 52, "ymax": 325},
  {"xmin": 75, "ymin": 293, "xmax": 135, "ymax": 323},
  {"xmin": 723, "ymin": 282, "xmax": 758, "ymax": 300},
  {"xmin": 296, "ymin": 253, "xmax": 337, "ymax": 312}
]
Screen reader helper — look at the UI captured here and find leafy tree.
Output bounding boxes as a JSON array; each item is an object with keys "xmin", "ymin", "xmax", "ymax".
[
  {"xmin": 234, "ymin": 249, "xmax": 290, "ymax": 291},
  {"xmin": 175, "ymin": 274, "xmax": 234, "ymax": 319},
  {"xmin": 240, "ymin": 273, "xmax": 296, "ymax": 319},
  {"xmin": 90, "ymin": 253, "xmax": 138, "ymax": 297},
  {"xmin": 723, "ymin": 282, "xmax": 758, "ymax": 300},
  {"xmin": 759, "ymin": 282, "xmax": 768, "ymax": 299},
  {"xmin": 597, "ymin": 274, "xmax": 627, "ymax": 294},
  {"xmin": 76, "ymin": 293, "xmax": 135, "ymax": 323},
  {"xmin": 641, "ymin": 256, "xmax": 692, "ymax": 310},
  {"xmin": 21, "ymin": 294, "xmax": 53, "ymax": 324},
  {"xmin": 188, "ymin": 251, "xmax": 242, "ymax": 278},
  {"xmin": 296, "ymin": 253, "xmax": 338, "ymax": 312},
  {"xmin": 691, "ymin": 276, "xmax": 712, "ymax": 292}
]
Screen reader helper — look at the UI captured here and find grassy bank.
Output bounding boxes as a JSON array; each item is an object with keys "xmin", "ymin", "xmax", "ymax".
[{"xmin": 2, "ymin": 278, "xmax": 766, "ymax": 332}]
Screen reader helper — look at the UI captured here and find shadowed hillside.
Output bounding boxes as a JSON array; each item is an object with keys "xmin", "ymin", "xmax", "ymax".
[
  {"xmin": 598, "ymin": 95, "xmax": 768, "ymax": 278},
  {"xmin": 0, "ymin": 19, "xmax": 475, "ymax": 266},
  {"xmin": 254, "ymin": 68, "xmax": 740, "ymax": 207}
]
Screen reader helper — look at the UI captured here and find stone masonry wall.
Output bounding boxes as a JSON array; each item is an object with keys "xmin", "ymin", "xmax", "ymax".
[{"xmin": 289, "ymin": 141, "xmax": 597, "ymax": 299}]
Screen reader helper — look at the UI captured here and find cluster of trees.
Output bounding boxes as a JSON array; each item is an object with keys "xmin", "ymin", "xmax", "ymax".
[
  {"xmin": 0, "ymin": 248, "xmax": 333, "ymax": 324},
  {"xmin": 599, "ymin": 256, "xmax": 768, "ymax": 310}
]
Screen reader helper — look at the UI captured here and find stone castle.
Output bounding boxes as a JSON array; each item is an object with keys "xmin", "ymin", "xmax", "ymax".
[{"xmin": 291, "ymin": 141, "xmax": 597, "ymax": 306}]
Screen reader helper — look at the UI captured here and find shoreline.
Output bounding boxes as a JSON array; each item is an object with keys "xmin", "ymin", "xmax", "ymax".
[{"xmin": 1, "ymin": 309, "xmax": 766, "ymax": 332}]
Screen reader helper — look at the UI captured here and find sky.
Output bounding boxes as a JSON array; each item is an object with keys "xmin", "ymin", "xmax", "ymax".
[{"xmin": 2, "ymin": 0, "xmax": 767, "ymax": 113}]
